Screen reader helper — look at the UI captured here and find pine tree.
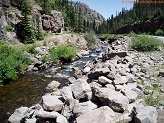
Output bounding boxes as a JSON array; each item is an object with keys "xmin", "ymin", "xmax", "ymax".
[{"xmin": 17, "ymin": 0, "xmax": 35, "ymax": 44}]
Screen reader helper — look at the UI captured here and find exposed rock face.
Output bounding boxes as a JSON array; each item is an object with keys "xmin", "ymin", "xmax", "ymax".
[
  {"xmin": 0, "ymin": 0, "xmax": 10, "ymax": 7},
  {"xmin": 0, "ymin": 7, "xmax": 7, "ymax": 39},
  {"xmin": 42, "ymin": 10, "xmax": 64, "ymax": 33},
  {"xmin": 73, "ymin": 2, "xmax": 105, "ymax": 26}
]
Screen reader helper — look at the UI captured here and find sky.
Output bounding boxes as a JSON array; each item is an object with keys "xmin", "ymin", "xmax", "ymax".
[{"xmin": 71, "ymin": 0, "xmax": 134, "ymax": 19}]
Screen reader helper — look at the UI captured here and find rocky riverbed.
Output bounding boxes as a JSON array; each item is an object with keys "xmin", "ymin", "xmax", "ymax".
[{"xmin": 7, "ymin": 36, "xmax": 164, "ymax": 123}]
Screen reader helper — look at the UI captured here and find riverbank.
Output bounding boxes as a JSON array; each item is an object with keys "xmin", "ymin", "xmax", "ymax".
[{"xmin": 7, "ymin": 36, "xmax": 164, "ymax": 123}]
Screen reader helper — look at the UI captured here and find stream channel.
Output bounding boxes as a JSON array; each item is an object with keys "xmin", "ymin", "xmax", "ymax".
[{"xmin": 0, "ymin": 42, "xmax": 107, "ymax": 122}]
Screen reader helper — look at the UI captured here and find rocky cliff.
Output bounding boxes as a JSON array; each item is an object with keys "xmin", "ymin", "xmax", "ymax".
[{"xmin": 73, "ymin": 2, "xmax": 105, "ymax": 26}]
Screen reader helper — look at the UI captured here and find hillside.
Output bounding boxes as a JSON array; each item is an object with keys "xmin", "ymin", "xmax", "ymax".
[{"xmin": 106, "ymin": 0, "xmax": 164, "ymax": 34}]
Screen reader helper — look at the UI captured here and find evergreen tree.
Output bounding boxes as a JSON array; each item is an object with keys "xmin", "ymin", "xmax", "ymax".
[{"xmin": 17, "ymin": 0, "xmax": 35, "ymax": 44}]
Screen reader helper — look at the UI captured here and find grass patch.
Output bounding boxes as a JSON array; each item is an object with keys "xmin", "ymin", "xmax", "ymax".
[
  {"xmin": 84, "ymin": 31, "xmax": 97, "ymax": 48},
  {"xmin": 131, "ymin": 35, "xmax": 164, "ymax": 52},
  {"xmin": 50, "ymin": 45, "xmax": 77, "ymax": 63},
  {"xmin": 25, "ymin": 44, "xmax": 38, "ymax": 54},
  {"xmin": 144, "ymin": 93, "xmax": 162, "ymax": 107},
  {"xmin": 0, "ymin": 42, "xmax": 30, "ymax": 83}
]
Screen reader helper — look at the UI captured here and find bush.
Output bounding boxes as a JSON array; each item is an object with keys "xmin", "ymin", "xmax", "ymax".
[
  {"xmin": 41, "ymin": 55, "xmax": 49, "ymax": 63},
  {"xmin": 84, "ymin": 31, "xmax": 97, "ymax": 47},
  {"xmin": 155, "ymin": 29, "xmax": 163, "ymax": 36},
  {"xmin": 131, "ymin": 36, "xmax": 163, "ymax": 52},
  {"xmin": 6, "ymin": 25, "xmax": 13, "ymax": 32},
  {"xmin": 50, "ymin": 45, "xmax": 77, "ymax": 63},
  {"xmin": 25, "ymin": 44, "xmax": 38, "ymax": 54},
  {"xmin": 0, "ymin": 44, "xmax": 30, "ymax": 83}
]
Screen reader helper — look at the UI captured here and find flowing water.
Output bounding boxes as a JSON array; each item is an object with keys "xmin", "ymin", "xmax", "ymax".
[{"xmin": 0, "ymin": 44, "xmax": 107, "ymax": 122}]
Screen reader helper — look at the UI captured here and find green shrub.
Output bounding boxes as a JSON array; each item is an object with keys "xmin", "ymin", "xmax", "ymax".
[
  {"xmin": 6, "ymin": 25, "xmax": 13, "ymax": 32},
  {"xmin": 37, "ymin": 32, "xmax": 44, "ymax": 40},
  {"xmin": 25, "ymin": 44, "xmax": 38, "ymax": 54},
  {"xmin": 131, "ymin": 36, "xmax": 162, "ymax": 52},
  {"xmin": 50, "ymin": 45, "xmax": 77, "ymax": 63},
  {"xmin": 41, "ymin": 55, "xmax": 49, "ymax": 63},
  {"xmin": 155, "ymin": 29, "xmax": 163, "ymax": 36},
  {"xmin": 84, "ymin": 31, "xmax": 97, "ymax": 47},
  {"xmin": 0, "ymin": 44, "xmax": 30, "ymax": 83}
]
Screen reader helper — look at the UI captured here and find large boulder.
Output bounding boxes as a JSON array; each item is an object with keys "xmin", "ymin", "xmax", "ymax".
[
  {"xmin": 37, "ymin": 108, "xmax": 68, "ymax": 123},
  {"xmin": 73, "ymin": 101, "xmax": 98, "ymax": 117},
  {"xmin": 76, "ymin": 106, "xmax": 115, "ymax": 123},
  {"xmin": 0, "ymin": 0, "xmax": 10, "ymax": 7},
  {"xmin": 42, "ymin": 95, "xmax": 64, "ymax": 111},
  {"xmin": 8, "ymin": 107, "xmax": 29, "ymax": 123},
  {"xmin": 42, "ymin": 10, "xmax": 64, "ymax": 33},
  {"xmin": 95, "ymin": 88, "xmax": 129, "ymax": 112},
  {"xmin": 135, "ymin": 106, "xmax": 158, "ymax": 123},
  {"xmin": 72, "ymin": 78, "xmax": 92, "ymax": 100}
]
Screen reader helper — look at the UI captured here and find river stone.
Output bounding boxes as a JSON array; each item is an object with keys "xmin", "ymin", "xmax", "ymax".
[
  {"xmin": 76, "ymin": 106, "xmax": 115, "ymax": 123},
  {"xmin": 95, "ymin": 88, "xmax": 129, "ymax": 112},
  {"xmin": 37, "ymin": 108, "xmax": 67, "ymax": 123},
  {"xmin": 83, "ymin": 66, "xmax": 91, "ymax": 73},
  {"xmin": 46, "ymin": 80, "xmax": 60, "ymax": 91},
  {"xmin": 113, "ymin": 76, "xmax": 128, "ymax": 85},
  {"xmin": 135, "ymin": 106, "xmax": 158, "ymax": 123},
  {"xmin": 98, "ymin": 76, "xmax": 113, "ymax": 85},
  {"xmin": 88, "ymin": 67, "xmax": 110, "ymax": 79},
  {"xmin": 116, "ymin": 113, "xmax": 132, "ymax": 123},
  {"xmin": 72, "ymin": 78, "xmax": 92, "ymax": 100},
  {"xmin": 8, "ymin": 107, "xmax": 29, "ymax": 123},
  {"xmin": 42, "ymin": 95, "xmax": 64, "ymax": 111},
  {"xmin": 73, "ymin": 101, "xmax": 98, "ymax": 117},
  {"xmin": 60, "ymin": 86, "xmax": 73, "ymax": 100},
  {"xmin": 61, "ymin": 99, "xmax": 79, "ymax": 119},
  {"xmin": 26, "ymin": 118, "xmax": 37, "ymax": 123},
  {"xmin": 124, "ymin": 89, "xmax": 138, "ymax": 103}
]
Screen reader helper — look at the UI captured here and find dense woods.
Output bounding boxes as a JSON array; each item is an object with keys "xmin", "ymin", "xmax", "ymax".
[{"xmin": 106, "ymin": 0, "xmax": 164, "ymax": 34}]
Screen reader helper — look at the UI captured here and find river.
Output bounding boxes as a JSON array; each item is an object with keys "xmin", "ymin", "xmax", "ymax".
[{"xmin": 0, "ymin": 43, "xmax": 107, "ymax": 122}]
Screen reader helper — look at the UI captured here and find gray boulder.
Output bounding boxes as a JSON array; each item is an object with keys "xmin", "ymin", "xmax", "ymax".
[
  {"xmin": 95, "ymin": 88, "xmax": 129, "ymax": 112},
  {"xmin": 37, "ymin": 108, "xmax": 68, "ymax": 123},
  {"xmin": 60, "ymin": 86, "xmax": 73, "ymax": 100},
  {"xmin": 76, "ymin": 106, "xmax": 115, "ymax": 123},
  {"xmin": 8, "ymin": 107, "xmax": 29, "ymax": 123},
  {"xmin": 42, "ymin": 95, "xmax": 64, "ymax": 111},
  {"xmin": 88, "ymin": 67, "xmax": 110, "ymax": 79},
  {"xmin": 61, "ymin": 99, "xmax": 79, "ymax": 119},
  {"xmin": 72, "ymin": 78, "xmax": 92, "ymax": 100},
  {"xmin": 73, "ymin": 101, "xmax": 98, "ymax": 117},
  {"xmin": 98, "ymin": 76, "xmax": 113, "ymax": 85},
  {"xmin": 135, "ymin": 106, "xmax": 158, "ymax": 123}
]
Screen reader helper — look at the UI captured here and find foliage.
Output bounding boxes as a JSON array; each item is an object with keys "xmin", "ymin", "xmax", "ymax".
[
  {"xmin": 36, "ymin": 14, "xmax": 44, "ymax": 40},
  {"xmin": 17, "ymin": 0, "xmax": 35, "ymax": 44},
  {"xmin": 0, "ymin": 44, "xmax": 30, "ymax": 83},
  {"xmin": 84, "ymin": 31, "xmax": 97, "ymax": 47},
  {"xmin": 6, "ymin": 25, "xmax": 13, "ymax": 32},
  {"xmin": 41, "ymin": 55, "xmax": 49, "ymax": 63},
  {"xmin": 50, "ymin": 45, "xmax": 77, "ymax": 63},
  {"xmin": 144, "ymin": 93, "xmax": 162, "ymax": 107},
  {"xmin": 155, "ymin": 29, "xmax": 164, "ymax": 36},
  {"xmin": 25, "ymin": 44, "xmax": 38, "ymax": 54},
  {"xmin": 131, "ymin": 36, "xmax": 163, "ymax": 52}
]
